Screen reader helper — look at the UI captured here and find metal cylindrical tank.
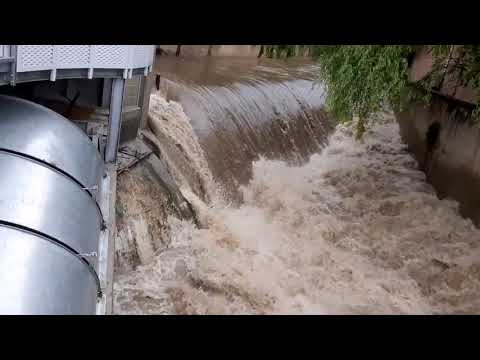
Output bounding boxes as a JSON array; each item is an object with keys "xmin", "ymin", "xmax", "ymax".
[
  {"xmin": 0, "ymin": 95, "xmax": 105, "ymax": 202},
  {"xmin": 0, "ymin": 152, "xmax": 102, "ymax": 259},
  {"xmin": 0, "ymin": 225, "xmax": 99, "ymax": 315},
  {"xmin": 0, "ymin": 95, "xmax": 104, "ymax": 314}
]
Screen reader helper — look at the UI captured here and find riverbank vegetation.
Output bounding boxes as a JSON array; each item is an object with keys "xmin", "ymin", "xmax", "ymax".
[{"xmin": 263, "ymin": 45, "xmax": 480, "ymax": 137}]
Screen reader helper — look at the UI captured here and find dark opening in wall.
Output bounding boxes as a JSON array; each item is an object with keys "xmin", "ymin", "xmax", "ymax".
[{"xmin": 426, "ymin": 121, "xmax": 441, "ymax": 151}]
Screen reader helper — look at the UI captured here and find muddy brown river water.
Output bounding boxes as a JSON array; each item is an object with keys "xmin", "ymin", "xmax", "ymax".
[
  {"xmin": 113, "ymin": 56, "xmax": 480, "ymax": 314},
  {"xmin": 154, "ymin": 56, "xmax": 332, "ymax": 202}
]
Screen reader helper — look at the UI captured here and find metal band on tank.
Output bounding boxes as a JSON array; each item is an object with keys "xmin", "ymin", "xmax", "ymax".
[
  {"xmin": 0, "ymin": 222, "xmax": 102, "ymax": 297},
  {"xmin": 0, "ymin": 149, "xmax": 104, "ymax": 222},
  {"xmin": 0, "ymin": 95, "xmax": 105, "ymax": 205},
  {"xmin": 0, "ymin": 151, "xmax": 102, "ymax": 261}
]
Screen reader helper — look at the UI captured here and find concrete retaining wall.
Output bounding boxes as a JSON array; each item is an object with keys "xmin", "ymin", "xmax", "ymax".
[{"xmin": 396, "ymin": 93, "xmax": 480, "ymax": 226}]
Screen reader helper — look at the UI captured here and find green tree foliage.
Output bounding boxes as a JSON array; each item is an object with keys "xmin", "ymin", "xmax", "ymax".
[
  {"xmin": 261, "ymin": 45, "xmax": 313, "ymax": 59},
  {"xmin": 263, "ymin": 45, "xmax": 480, "ymax": 136},
  {"xmin": 429, "ymin": 45, "xmax": 480, "ymax": 105},
  {"xmin": 312, "ymin": 45, "xmax": 415, "ymax": 137}
]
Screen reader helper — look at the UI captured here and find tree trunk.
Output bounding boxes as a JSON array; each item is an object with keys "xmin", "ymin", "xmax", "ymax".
[
  {"xmin": 257, "ymin": 45, "xmax": 264, "ymax": 58},
  {"xmin": 176, "ymin": 45, "xmax": 182, "ymax": 57},
  {"xmin": 207, "ymin": 45, "xmax": 213, "ymax": 56}
]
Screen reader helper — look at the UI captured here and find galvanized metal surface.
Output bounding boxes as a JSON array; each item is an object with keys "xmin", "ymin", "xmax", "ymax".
[
  {"xmin": 0, "ymin": 225, "xmax": 98, "ymax": 315},
  {"xmin": 0, "ymin": 95, "xmax": 105, "ymax": 198},
  {"xmin": 0, "ymin": 92, "xmax": 109, "ymax": 314},
  {"xmin": 0, "ymin": 45, "xmax": 10, "ymax": 58},
  {"xmin": 9, "ymin": 46, "xmax": 16, "ymax": 85},
  {"xmin": 0, "ymin": 152, "xmax": 102, "ymax": 262},
  {"xmin": 0, "ymin": 68, "xmax": 150, "ymax": 87},
  {"xmin": 105, "ymin": 78, "xmax": 125, "ymax": 163},
  {"xmin": 95, "ymin": 164, "xmax": 117, "ymax": 315}
]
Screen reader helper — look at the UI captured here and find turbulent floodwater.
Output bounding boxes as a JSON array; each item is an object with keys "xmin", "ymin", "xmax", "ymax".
[
  {"xmin": 114, "ymin": 96, "xmax": 480, "ymax": 314},
  {"xmin": 154, "ymin": 56, "xmax": 331, "ymax": 202}
]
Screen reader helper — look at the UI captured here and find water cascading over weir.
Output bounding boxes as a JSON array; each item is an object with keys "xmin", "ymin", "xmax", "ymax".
[{"xmin": 0, "ymin": 95, "xmax": 105, "ymax": 314}]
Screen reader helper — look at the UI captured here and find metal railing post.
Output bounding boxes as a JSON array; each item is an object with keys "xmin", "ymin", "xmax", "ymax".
[
  {"xmin": 105, "ymin": 78, "xmax": 125, "ymax": 163},
  {"xmin": 9, "ymin": 45, "xmax": 17, "ymax": 86}
]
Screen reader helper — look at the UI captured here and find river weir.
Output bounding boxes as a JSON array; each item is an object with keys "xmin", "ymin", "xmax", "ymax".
[{"xmin": 113, "ymin": 56, "xmax": 480, "ymax": 314}]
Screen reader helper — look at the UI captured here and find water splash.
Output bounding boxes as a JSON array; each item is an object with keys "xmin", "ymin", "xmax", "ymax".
[
  {"xmin": 148, "ymin": 94, "xmax": 218, "ymax": 203},
  {"xmin": 156, "ymin": 57, "xmax": 331, "ymax": 202},
  {"xmin": 114, "ymin": 107, "xmax": 480, "ymax": 314}
]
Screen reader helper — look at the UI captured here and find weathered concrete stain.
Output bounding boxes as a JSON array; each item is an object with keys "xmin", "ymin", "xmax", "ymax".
[{"xmin": 396, "ymin": 92, "xmax": 480, "ymax": 226}]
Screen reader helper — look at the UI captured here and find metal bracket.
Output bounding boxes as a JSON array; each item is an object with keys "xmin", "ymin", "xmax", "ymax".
[{"xmin": 77, "ymin": 251, "xmax": 98, "ymax": 258}]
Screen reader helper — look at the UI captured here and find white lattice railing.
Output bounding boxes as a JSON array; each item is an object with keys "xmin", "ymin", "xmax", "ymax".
[{"xmin": 15, "ymin": 45, "xmax": 154, "ymax": 79}]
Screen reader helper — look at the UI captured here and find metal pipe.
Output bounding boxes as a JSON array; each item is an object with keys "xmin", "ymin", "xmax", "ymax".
[
  {"xmin": 0, "ymin": 225, "xmax": 99, "ymax": 315},
  {"xmin": 0, "ymin": 96, "xmax": 105, "ymax": 314},
  {"xmin": 0, "ymin": 152, "xmax": 102, "ymax": 260},
  {"xmin": 0, "ymin": 96, "xmax": 105, "ymax": 203},
  {"xmin": 105, "ymin": 78, "xmax": 125, "ymax": 163}
]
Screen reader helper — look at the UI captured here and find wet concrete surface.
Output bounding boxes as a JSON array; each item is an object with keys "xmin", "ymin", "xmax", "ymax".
[{"xmin": 396, "ymin": 92, "xmax": 480, "ymax": 226}]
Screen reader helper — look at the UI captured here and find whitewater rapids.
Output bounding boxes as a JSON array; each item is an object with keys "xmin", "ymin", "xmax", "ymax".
[{"xmin": 114, "ymin": 98, "xmax": 480, "ymax": 315}]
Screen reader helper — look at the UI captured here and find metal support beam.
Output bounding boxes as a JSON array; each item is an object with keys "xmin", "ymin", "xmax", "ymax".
[
  {"xmin": 9, "ymin": 45, "xmax": 17, "ymax": 86},
  {"xmin": 101, "ymin": 79, "xmax": 112, "ymax": 108},
  {"xmin": 105, "ymin": 78, "xmax": 125, "ymax": 163}
]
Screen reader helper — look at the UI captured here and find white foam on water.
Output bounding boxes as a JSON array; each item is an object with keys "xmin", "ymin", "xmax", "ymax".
[
  {"xmin": 148, "ymin": 94, "xmax": 220, "ymax": 203},
  {"xmin": 114, "ymin": 102, "xmax": 480, "ymax": 315}
]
